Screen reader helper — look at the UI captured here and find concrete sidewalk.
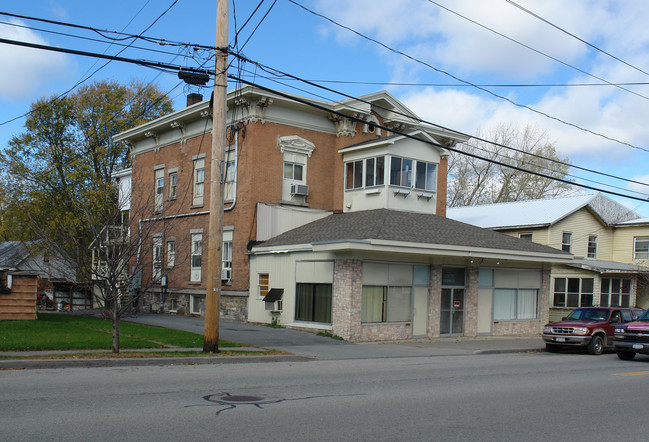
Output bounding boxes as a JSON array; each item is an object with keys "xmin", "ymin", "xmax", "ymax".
[{"xmin": 0, "ymin": 313, "xmax": 546, "ymax": 369}]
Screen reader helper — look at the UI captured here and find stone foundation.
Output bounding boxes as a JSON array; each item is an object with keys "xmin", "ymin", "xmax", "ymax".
[{"xmin": 139, "ymin": 289, "xmax": 248, "ymax": 321}]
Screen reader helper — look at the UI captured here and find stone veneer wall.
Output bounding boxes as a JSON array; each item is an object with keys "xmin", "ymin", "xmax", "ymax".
[
  {"xmin": 359, "ymin": 323, "xmax": 412, "ymax": 341},
  {"xmin": 428, "ymin": 265, "xmax": 442, "ymax": 338},
  {"xmin": 491, "ymin": 268, "xmax": 551, "ymax": 336},
  {"xmin": 332, "ymin": 259, "xmax": 420, "ymax": 342},
  {"xmin": 332, "ymin": 259, "xmax": 362, "ymax": 341},
  {"xmin": 463, "ymin": 266, "xmax": 479, "ymax": 337}
]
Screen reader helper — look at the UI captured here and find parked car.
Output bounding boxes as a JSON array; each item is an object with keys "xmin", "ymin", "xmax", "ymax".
[
  {"xmin": 542, "ymin": 307, "xmax": 644, "ymax": 355},
  {"xmin": 613, "ymin": 310, "xmax": 649, "ymax": 360}
]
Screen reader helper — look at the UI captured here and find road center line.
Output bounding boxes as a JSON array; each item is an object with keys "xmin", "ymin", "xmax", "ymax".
[{"xmin": 613, "ymin": 371, "xmax": 649, "ymax": 376}]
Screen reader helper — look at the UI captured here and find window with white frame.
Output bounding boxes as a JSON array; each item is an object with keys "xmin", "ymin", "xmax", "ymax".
[
  {"xmin": 193, "ymin": 157, "xmax": 205, "ymax": 207},
  {"xmin": 279, "ymin": 135, "xmax": 315, "ymax": 202},
  {"xmin": 190, "ymin": 295, "xmax": 204, "ymax": 315},
  {"xmin": 222, "ymin": 229, "xmax": 233, "ymax": 283},
  {"xmin": 561, "ymin": 232, "xmax": 572, "ymax": 252},
  {"xmin": 166, "ymin": 239, "xmax": 176, "ymax": 268},
  {"xmin": 600, "ymin": 278, "xmax": 631, "ymax": 307},
  {"xmin": 152, "ymin": 235, "xmax": 162, "ymax": 282},
  {"xmin": 284, "ymin": 162, "xmax": 303, "ymax": 181},
  {"xmin": 258, "ymin": 273, "xmax": 269, "ymax": 297},
  {"xmin": 588, "ymin": 235, "xmax": 598, "ymax": 258},
  {"xmin": 190, "ymin": 232, "xmax": 202, "ymax": 282},
  {"xmin": 224, "ymin": 145, "xmax": 236, "ymax": 202},
  {"xmin": 345, "ymin": 156, "xmax": 385, "ymax": 190},
  {"xmin": 168, "ymin": 170, "xmax": 177, "ymax": 199},
  {"xmin": 389, "ymin": 156, "xmax": 437, "ymax": 191},
  {"xmin": 154, "ymin": 167, "xmax": 164, "ymax": 212},
  {"xmin": 634, "ymin": 237, "xmax": 649, "ymax": 260},
  {"xmin": 415, "ymin": 160, "xmax": 437, "ymax": 191},
  {"xmin": 519, "ymin": 232, "xmax": 533, "ymax": 241},
  {"xmin": 553, "ymin": 278, "xmax": 594, "ymax": 308},
  {"xmin": 390, "ymin": 156, "xmax": 413, "ymax": 188}
]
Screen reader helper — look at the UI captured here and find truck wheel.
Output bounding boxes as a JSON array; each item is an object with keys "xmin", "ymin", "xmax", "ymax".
[
  {"xmin": 587, "ymin": 335, "xmax": 604, "ymax": 355},
  {"xmin": 617, "ymin": 351, "xmax": 636, "ymax": 360},
  {"xmin": 545, "ymin": 344, "xmax": 560, "ymax": 353}
]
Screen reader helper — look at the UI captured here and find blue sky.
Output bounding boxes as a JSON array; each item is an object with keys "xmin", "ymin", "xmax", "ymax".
[{"xmin": 2, "ymin": 0, "xmax": 649, "ymax": 215}]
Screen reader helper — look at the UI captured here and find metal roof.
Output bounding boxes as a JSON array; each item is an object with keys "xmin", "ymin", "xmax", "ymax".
[
  {"xmin": 446, "ymin": 193, "xmax": 637, "ymax": 229},
  {"xmin": 615, "ymin": 217, "xmax": 649, "ymax": 227},
  {"xmin": 567, "ymin": 258, "xmax": 649, "ymax": 274}
]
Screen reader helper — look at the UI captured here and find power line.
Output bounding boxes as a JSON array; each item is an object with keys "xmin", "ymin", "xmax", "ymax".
[
  {"xmin": 228, "ymin": 58, "xmax": 649, "ymax": 198},
  {"xmin": 0, "ymin": 19, "xmax": 182, "ymax": 58},
  {"xmin": 238, "ymin": 0, "xmax": 277, "ymax": 52},
  {"xmin": 227, "ymin": 73, "xmax": 649, "ymax": 203},
  {"xmin": 426, "ymin": 0, "xmax": 649, "ymax": 102},
  {"xmin": 0, "ymin": 2, "xmax": 181, "ymax": 128},
  {"xmin": 506, "ymin": 0, "xmax": 649, "ymax": 79},
  {"xmin": 2, "ymin": 34, "xmax": 648, "ymax": 201},
  {"xmin": 239, "ymin": 76, "xmax": 649, "ymax": 89},
  {"xmin": 231, "ymin": 0, "xmax": 267, "ymax": 48},
  {"xmin": 231, "ymin": 53, "xmax": 649, "ymax": 191},
  {"xmin": 286, "ymin": 0, "xmax": 649, "ymax": 154},
  {"xmin": 0, "ymin": 36, "xmax": 212, "ymax": 87},
  {"xmin": 0, "ymin": 8, "xmax": 211, "ymax": 50}
]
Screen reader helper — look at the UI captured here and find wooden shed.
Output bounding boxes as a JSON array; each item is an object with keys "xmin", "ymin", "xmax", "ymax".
[{"xmin": 0, "ymin": 272, "xmax": 38, "ymax": 320}]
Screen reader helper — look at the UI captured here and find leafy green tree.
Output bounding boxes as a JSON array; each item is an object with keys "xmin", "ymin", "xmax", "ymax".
[
  {"xmin": 448, "ymin": 124, "xmax": 574, "ymax": 207},
  {"xmin": 0, "ymin": 80, "xmax": 173, "ymax": 352}
]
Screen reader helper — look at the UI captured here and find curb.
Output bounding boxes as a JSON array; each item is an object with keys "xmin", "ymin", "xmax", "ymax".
[
  {"xmin": 473, "ymin": 347, "xmax": 544, "ymax": 355},
  {"xmin": 0, "ymin": 354, "xmax": 312, "ymax": 370}
]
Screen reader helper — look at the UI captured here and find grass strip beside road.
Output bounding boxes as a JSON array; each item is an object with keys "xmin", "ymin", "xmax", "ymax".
[{"xmin": 0, "ymin": 313, "xmax": 240, "ymax": 352}]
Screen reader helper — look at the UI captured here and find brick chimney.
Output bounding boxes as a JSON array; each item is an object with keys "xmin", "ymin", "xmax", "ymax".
[{"xmin": 187, "ymin": 93, "xmax": 203, "ymax": 107}]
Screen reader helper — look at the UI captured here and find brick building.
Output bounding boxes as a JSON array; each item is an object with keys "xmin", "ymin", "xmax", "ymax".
[
  {"xmin": 113, "ymin": 87, "xmax": 456, "ymax": 319},
  {"xmin": 115, "ymin": 86, "xmax": 574, "ymax": 341}
]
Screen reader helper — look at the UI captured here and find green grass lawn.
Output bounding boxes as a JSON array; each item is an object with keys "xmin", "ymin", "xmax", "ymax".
[{"xmin": 0, "ymin": 313, "xmax": 239, "ymax": 352}]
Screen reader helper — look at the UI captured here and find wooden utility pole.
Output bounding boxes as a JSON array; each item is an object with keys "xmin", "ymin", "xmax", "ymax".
[{"xmin": 203, "ymin": 0, "xmax": 228, "ymax": 353}]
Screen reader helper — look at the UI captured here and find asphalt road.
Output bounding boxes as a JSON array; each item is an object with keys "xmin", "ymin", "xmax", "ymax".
[{"xmin": 2, "ymin": 351, "xmax": 648, "ymax": 440}]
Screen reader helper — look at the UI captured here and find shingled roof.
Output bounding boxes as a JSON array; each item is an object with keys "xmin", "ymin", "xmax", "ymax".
[
  {"xmin": 0, "ymin": 241, "xmax": 30, "ymax": 270},
  {"xmin": 255, "ymin": 209, "xmax": 570, "ymax": 257}
]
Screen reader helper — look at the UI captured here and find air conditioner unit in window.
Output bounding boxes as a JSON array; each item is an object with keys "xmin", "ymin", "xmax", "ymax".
[
  {"xmin": 221, "ymin": 268, "xmax": 232, "ymax": 284},
  {"xmin": 290, "ymin": 184, "xmax": 309, "ymax": 196},
  {"xmin": 264, "ymin": 288, "xmax": 284, "ymax": 312},
  {"xmin": 265, "ymin": 299, "xmax": 283, "ymax": 312}
]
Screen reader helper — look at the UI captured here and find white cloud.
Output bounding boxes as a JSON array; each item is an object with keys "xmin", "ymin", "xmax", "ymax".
[
  {"xmin": 628, "ymin": 174, "xmax": 649, "ymax": 199},
  {"xmin": 313, "ymin": 0, "xmax": 649, "ymax": 161},
  {"xmin": 0, "ymin": 19, "xmax": 71, "ymax": 101}
]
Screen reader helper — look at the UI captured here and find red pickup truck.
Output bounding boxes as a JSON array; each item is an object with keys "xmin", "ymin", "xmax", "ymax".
[
  {"xmin": 542, "ymin": 307, "xmax": 643, "ymax": 355},
  {"xmin": 613, "ymin": 309, "xmax": 649, "ymax": 360}
]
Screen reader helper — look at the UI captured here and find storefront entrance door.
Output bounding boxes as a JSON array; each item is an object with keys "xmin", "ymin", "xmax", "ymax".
[{"xmin": 440, "ymin": 288, "xmax": 464, "ymax": 335}]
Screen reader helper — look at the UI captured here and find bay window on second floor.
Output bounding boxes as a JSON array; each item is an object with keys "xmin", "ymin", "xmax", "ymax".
[
  {"xmin": 345, "ymin": 156, "xmax": 385, "ymax": 189},
  {"xmin": 344, "ymin": 155, "xmax": 437, "ymax": 192}
]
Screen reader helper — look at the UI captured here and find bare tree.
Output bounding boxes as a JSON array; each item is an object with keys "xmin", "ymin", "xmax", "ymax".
[{"xmin": 448, "ymin": 123, "xmax": 575, "ymax": 207}]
